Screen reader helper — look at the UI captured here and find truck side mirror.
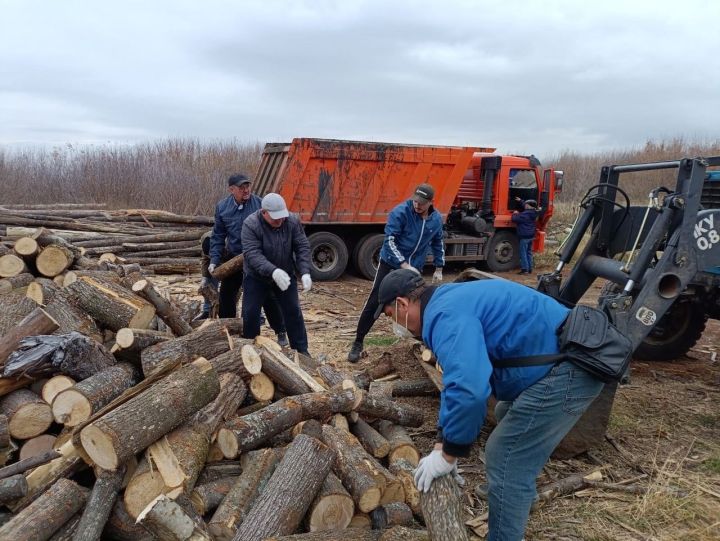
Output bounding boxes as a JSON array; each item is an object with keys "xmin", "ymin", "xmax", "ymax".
[{"xmin": 554, "ymin": 171, "xmax": 564, "ymax": 192}]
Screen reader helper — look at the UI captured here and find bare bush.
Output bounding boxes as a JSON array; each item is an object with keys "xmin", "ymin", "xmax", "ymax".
[{"xmin": 0, "ymin": 139, "xmax": 264, "ymax": 214}]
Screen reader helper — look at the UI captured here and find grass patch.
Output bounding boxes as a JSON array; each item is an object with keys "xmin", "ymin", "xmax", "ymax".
[
  {"xmin": 365, "ymin": 336, "xmax": 399, "ymax": 347},
  {"xmin": 696, "ymin": 414, "xmax": 719, "ymax": 429},
  {"xmin": 701, "ymin": 455, "xmax": 720, "ymax": 474}
]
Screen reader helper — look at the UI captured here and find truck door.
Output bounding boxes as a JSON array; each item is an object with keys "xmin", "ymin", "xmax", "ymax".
[{"xmin": 507, "ymin": 169, "xmax": 539, "ymax": 210}]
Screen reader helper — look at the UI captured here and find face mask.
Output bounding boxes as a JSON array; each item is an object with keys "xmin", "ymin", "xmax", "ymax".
[{"xmin": 392, "ymin": 300, "xmax": 415, "ymax": 339}]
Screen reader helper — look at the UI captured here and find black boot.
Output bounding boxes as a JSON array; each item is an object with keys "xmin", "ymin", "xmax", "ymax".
[
  {"xmin": 277, "ymin": 332, "xmax": 289, "ymax": 348},
  {"xmin": 347, "ymin": 340, "xmax": 364, "ymax": 363}
]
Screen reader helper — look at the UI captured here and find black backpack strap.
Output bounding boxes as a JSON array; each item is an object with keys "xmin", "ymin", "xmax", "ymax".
[{"xmin": 493, "ymin": 353, "xmax": 566, "ymax": 368}]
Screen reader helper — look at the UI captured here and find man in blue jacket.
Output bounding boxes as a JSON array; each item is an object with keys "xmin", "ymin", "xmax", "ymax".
[
  {"xmin": 511, "ymin": 198, "xmax": 538, "ymax": 275},
  {"xmin": 241, "ymin": 193, "xmax": 312, "ymax": 357},
  {"xmin": 347, "ymin": 183, "xmax": 445, "ymax": 362},
  {"xmin": 209, "ymin": 174, "xmax": 287, "ymax": 345},
  {"xmin": 373, "ymin": 269, "xmax": 604, "ymax": 541}
]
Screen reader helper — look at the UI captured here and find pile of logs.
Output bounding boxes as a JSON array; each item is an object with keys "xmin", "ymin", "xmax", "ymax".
[
  {"xmin": 0, "ymin": 225, "xmax": 468, "ymax": 540},
  {"xmin": 1, "ymin": 206, "xmax": 210, "ymax": 275}
]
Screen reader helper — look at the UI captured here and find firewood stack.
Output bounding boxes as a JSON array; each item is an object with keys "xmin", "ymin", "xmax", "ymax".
[
  {"xmin": 0, "ymin": 224, "xmax": 456, "ymax": 539},
  {"xmin": 1, "ymin": 205, "xmax": 211, "ymax": 275}
]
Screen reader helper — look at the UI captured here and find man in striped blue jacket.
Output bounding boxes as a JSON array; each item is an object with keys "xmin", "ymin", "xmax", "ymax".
[{"xmin": 347, "ymin": 183, "xmax": 445, "ymax": 362}]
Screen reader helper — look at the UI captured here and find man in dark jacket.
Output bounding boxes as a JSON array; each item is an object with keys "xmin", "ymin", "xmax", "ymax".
[
  {"xmin": 209, "ymin": 174, "xmax": 287, "ymax": 344},
  {"xmin": 373, "ymin": 269, "xmax": 604, "ymax": 541},
  {"xmin": 347, "ymin": 183, "xmax": 445, "ymax": 362},
  {"xmin": 241, "ymin": 193, "xmax": 312, "ymax": 356},
  {"xmin": 511, "ymin": 198, "xmax": 538, "ymax": 275}
]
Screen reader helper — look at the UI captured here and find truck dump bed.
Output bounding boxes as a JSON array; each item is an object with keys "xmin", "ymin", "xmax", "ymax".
[{"xmin": 254, "ymin": 138, "xmax": 492, "ymax": 223}]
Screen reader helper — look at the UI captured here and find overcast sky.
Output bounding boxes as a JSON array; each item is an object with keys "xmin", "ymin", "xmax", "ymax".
[{"xmin": 1, "ymin": 0, "xmax": 718, "ymax": 157}]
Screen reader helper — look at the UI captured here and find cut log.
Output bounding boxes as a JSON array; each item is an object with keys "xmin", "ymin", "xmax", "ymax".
[
  {"xmin": 115, "ymin": 327, "xmax": 172, "ymax": 351},
  {"xmin": 351, "ymin": 418, "xmax": 390, "ymax": 458},
  {"xmin": 207, "ymin": 341, "xmax": 261, "ymax": 377},
  {"xmin": 389, "ymin": 378, "xmax": 438, "ymax": 397},
  {"xmin": 52, "ymin": 363, "xmax": 139, "ymax": 426},
  {"xmin": 13, "ymin": 237, "xmax": 40, "ymax": 260},
  {"xmin": 353, "ymin": 354, "xmax": 394, "ymax": 390},
  {"xmin": 80, "ymin": 358, "xmax": 220, "ymax": 470},
  {"xmin": 260, "ymin": 348, "xmax": 314, "ymax": 395},
  {"xmin": 0, "ymin": 254, "xmax": 28, "ymax": 278},
  {"xmin": 104, "ymin": 499, "xmax": 154, "ymax": 541},
  {"xmin": 0, "ymin": 414, "xmax": 8, "ymax": 449},
  {"xmin": 0, "ymin": 448, "xmax": 60, "ymax": 480},
  {"xmin": 248, "ymin": 372, "xmax": 275, "ymax": 403},
  {"xmin": 349, "ymin": 513, "xmax": 372, "ymax": 529},
  {"xmin": 72, "ymin": 466, "xmax": 125, "ymax": 541},
  {"xmin": 217, "ymin": 390, "xmax": 356, "ymax": 458},
  {"xmin": 377, "ymin": 421, "xmax": 420, "ymax": 467},
  {"xmin": 26, "ymin": 279, "xmax": 61, "ymax": 305},
  {"xmin": 19, "ymin": 434, "xmax": 57, "ymax": 461},
  {"xmin": 0, "ymin": 473, "xmax": 28, "ymax": 503},
  {"xmin": 388, "ymin": 459, "xmax": 421, "ymax": 515},
  {"xmin": 137, "ymin": 494, "xmax": 212, "ymax": 541},
  {"xmin": 36, "ymin": 245, "xmax": 75, "ymax": 277},
  {"xmin": 43, "ymin": 294, "xmax": 103, "ymax": 343},
  {"xmin": 141, "ymin": 324, "xmax": 234, "ymax": 377},
  {"xmin": 190, "ymin": 475, "xmax": 240, "ymax": 516},
  {"xmin": 46, "ymin": 513, "xmax": 80, "ymax": 541},
  {"xmin": 208, "ymin": 448, "xmax": 284, "ymax": 541},
  {"xmin": 190, "ymin": 372, "xmax": 247, "ymax": 436},
  {"xmin": 0, "ymin": 272, "xmax": 34, "ymax": 293},
  {"xmin": 31, "ymin": 227, "xmax": 86, "ymax": 259},
  {"xmin": 123, "ymin": 457, "xmax": 169, "ymax": 521},
  {"xmin": 265, "ymin": 529, "xmax": 377, "ymax": 541},
  {"xmin": 62, "ymin": 270, "xmax": 121, "ymax": 287},
  {"xmin": 355, "ymin": 392, "xmax": 424, "ymax": 428},
  {"xmin": 41, "ymin": 375, "xmax": 76, "ymax": 405},
  {"xmin": 75, "ymin": 230, "xmax": 203, "ymax": 249},
  {"xmin": 132, "ymin": 278, "xmax": 193, "ymax": 336},
  {"xmin": 67, "ymin": 276, "xmax": 156, "ymax": 331},
  {"xmin": 320, "ymin": 424, "xmax": 385, "ymax": 513},
  {"xmin": 230, "ymin": 434, "xmax": 334, "ymax": 541},
  {"xmin": 371, "ymin": 501, "xmax": 414, "ymax": 529},
  {"xmin": 306, "ymin": 472, "xmax": 354, "ymax": 532},
  {"xmin": 210, "ymin": 254, "xmax": 244, "ymax": 281},
  {"xmin": 0, "ymin": 388, "xmax": 53, "ymax": 439},
  {"xmin": 420, "ymin": 474, "xmax": 468, "ymax": 541},
  {"xmin": 260, "ymin": 345, "xmax": 325, "ymax": 392},
  {"xmin": 0, "ymin": 478, "xmax": 88, "ymax": 541},
  {"xmin": 0, "ymin": 307, "xmax": 59, "ymax": 365},
  {"xmin": 330, "ymin": 413, "xmax": 350, "ymax": 432}
]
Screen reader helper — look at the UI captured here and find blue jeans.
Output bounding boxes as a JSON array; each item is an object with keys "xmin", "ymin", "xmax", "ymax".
[
  {"xmin": 242, "ymin": 273, "xmax": 308, "ymax": 353},
  {"xmin": 519, "ymin": 237, "xmax": 533, "ymax": 272},
  {"xmin": 486, "ymin": 362, "xmax": 604, "ymax": 541}
]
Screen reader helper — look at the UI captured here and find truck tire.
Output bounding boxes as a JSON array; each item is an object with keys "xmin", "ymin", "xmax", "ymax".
[
  {"xmin": 600, "ymin": 281, "xmax": 707, "ymax": 361},
  {"xmin": 307, "ymin": 231, "xmax": 349, "ymax": 281},
  {"xmin": 485, "ymin": 230, "xmax": 519, "ymax": 272},
  {"xmin": 354, "ymin": 234, "xmax": 384, "ymax": 280}
]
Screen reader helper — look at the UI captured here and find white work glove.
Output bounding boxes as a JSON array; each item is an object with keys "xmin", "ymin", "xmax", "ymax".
[
  {"xmin": 208, "ymin": 263, "xmax": 217, "ymax": 274},
  {"xmin": 414, "ymin": 449, "xmax": 457, "ymax": 493},
  {"xmin": 272, "ymin": 268, "xmax": 291, "ymax": 291},
  {"xmin": 200, "ymin": 277, "xmax": 209, "ymax": 288},
  {"xmin": 432, "ymin": 268, "xmax": 443, "ymax": 283},
  {"xmin": 301, "ymin": 273, "xmax": 312, "ymax": 292},
  {"xmin": 400, "ymin": 262, "xmax": 421, "ymax": 275}
]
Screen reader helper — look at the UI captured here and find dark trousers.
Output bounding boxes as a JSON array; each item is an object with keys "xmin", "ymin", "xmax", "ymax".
[
  {"xmin": 242, "ymin": 273, "xmax": 308, "ymax": 352},
  {"xmin": 354, "ymin": 259, "xmax": 394, "ymax": 343},
  {"xmin": 219, "ymin": 272, "xmax": 286, "ymax": 334}
]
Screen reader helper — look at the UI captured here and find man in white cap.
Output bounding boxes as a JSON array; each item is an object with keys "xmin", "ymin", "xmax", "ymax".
[{"xmin": 240, "ymin": 193, "xmax": 313, "ymax": 356}]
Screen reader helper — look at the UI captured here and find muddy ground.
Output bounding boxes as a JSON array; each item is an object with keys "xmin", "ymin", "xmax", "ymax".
[{"xmin": 174, "ymin": 265, "xmax": 720, "ymax": 540}]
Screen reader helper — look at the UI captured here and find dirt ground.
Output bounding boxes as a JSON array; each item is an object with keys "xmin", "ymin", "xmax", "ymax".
[{"xmin": 174, "ymin": 264, "xmax": 720, "ymax": 541}]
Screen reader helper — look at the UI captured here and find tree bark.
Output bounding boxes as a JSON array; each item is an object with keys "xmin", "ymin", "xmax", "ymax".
[
  {"xmin": 31, "ymin": 227, "xmax": 85, "ymax": 259},
  {"xmin": 211, "ymin": 254, "xmax": 244, "ymax": 281},
  {"xmin": 351, "ymin": 418, "xmax": 390, "ymax": 458},
  {"xmin": 196, "ymin": 461, "xmax": 242, "ymax": 485},
  {"xmin": 52, "ymin": 363, "xmax": 139, "ymax": 427},
  {"xmin": 137, "ymin": 494, "xmax": 212, "ymax": 541},
  {"xmin": 259, "ymin": 347, "xmax": 314, "ymax": 395},
  {"xmin": 190, "ymin": 475, "xmax": 240, "ymax": 516},
  {"xmin": 0, "ymin": 388, "xmax": 53, "ymax": 439},
  {"xmin": 114, "ymin": 327, "xmax": 172, "ymax": 351},
  {"xmin": 355, "ymin": 392, "xmax": 424, "ymax": 428},
  {"xmin": 264, "ymin": 530, "xmax": 378, "ymax": 541},
  {"xmin": 389, "ymin": 378, "xmax": 439, "ymax": 397},
  {"xmin": 43, "ymin": 293, "xmax": 103, "ymax": 343},
  {"xmin": 0, "ymin": 449, "xmax": 60, "ymax": 480},
  {"xmin": 0, "ymin": 254, "xmax": 28, "ymax": 278},
  {"xmin": 388, "ymin": 459, "xmax": 421, "ymax": 516},
  {"xmin": 46, "ymin": 513, "xmax": 80, "ymax": 541},
  {"xmin": 0, "ymin": 478, "xmax": 88, "ymax": 541},
  {"xmin": 371, "ymin": 501, "xmax": 414, "ymax": 529},
  {"xmin": 260, "ymin": 346, "xmax": 325, "ymax": 392},
  {"xmin": 0, "ymin": 413, "xmax": 8, "ymax": 449},
  {"xmin": 208, "ymin": 448, "xmax": 284, "ymax": 541},
  {"xmin": 141, "ymin": 325, "xmax": 234, "ymax": 377},
  {"xmin": 66, "ymin": 276, "xmax": 156, "ymax": 331},
  {"xmin": 121, "ymin": 247, "xmax": 200, "ymax": 258},
  {"xmin": 140, "ymin": 262, "xmax": 202, "ymax": 275},
  {"xmin": 0, "ymin": 473, "xmax": 28, "ymax": 503},
  {"xmin": 80, "ymin": 358, "xmax": 220, "ymax": 470},
  {"xmin": 353, "ymin": 354, "xmax": 395, "ymax": 390},
  {"xmin": 230, "ymin": 434, "xmax": 334, "ymax": 541},
  {"xmin": 377, "ymin": 421, "xmax": 420, "ymax": 467},
  {"xmin": 0, "ymin": 307, "xmax": 59, "ymax": 365},
  {"xmin": 36, "ymin": 245, "xmax": 74, "ymax": 277},
  {"xmin": 104, "ymin": 498, "xmax": 154, "ymax": 541},
  {"xmin": 0, "ymin": 272, "xmax": 34, "ymax": 294},
  {"xmin": 419, "ymin": 474, "xmax": 468, "ymax": 541},
  {"xmin": 72, "ymin": 466, "xmax": 125, "ymax": 541},
  {"xmin": 208, "ymin": 342, "xmax": 261, "ymax": 377},
  {"xmin": 74, "ymin": 230, "xmax": 203, "ymax": 249},
  {"xmin": 132, "ymin": 278, "xmax": 193, "ymax": 336},
  {"xmin": 320, "ymin": 424, "xmax": 385, "ymax": 513},
  {"xmin": 62, "ymin": 270, "xmax": 122, "ymax": 287},
  {"xmin": 305, "ymin": 472, "xmax": 354, "ymax": 532},
  {"xmin": 217, "ymin": 390, "xmax": 356, "ymax": 458}
]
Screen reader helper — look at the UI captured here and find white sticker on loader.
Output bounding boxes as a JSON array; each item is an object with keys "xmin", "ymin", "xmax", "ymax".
[
  {"xmin": 694, "ymin": 214, "xmax": 718, "ymax": 250},
  {"xmin": 636, "ymin": 307, "xmax": 657, "ymax": 326}
]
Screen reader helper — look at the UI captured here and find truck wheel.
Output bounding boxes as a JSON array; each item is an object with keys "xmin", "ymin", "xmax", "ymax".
[
  {"xmin": 600, "ymin": 281, "xmax": 707, "ymax": 361},
  {"xmin": 485, "ymin": 230, "xmax": 519, "ymax": 272},
  {"xmin": 634, "ymin": 299, "xmax": 707, "ymax": 361},
  {"xmin": 354, "ymin": 234, "xmax": 384, "ymax": 280},
  {"xmin": 307, "ymin": 232, "xmax": 348, "ymax": 281}
]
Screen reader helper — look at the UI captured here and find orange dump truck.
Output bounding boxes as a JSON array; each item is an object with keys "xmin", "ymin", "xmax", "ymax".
[{"xmin": 253, "ymin": 138, "xmax": 564, "ymax": 280}]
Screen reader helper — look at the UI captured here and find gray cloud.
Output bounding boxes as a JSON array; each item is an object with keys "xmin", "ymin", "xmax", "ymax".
[{"xmin": 1, "ymin": 0, "xmax": 719, "ymax": 157}]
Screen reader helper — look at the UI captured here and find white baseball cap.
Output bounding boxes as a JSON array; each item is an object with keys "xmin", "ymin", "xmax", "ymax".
[{"xmin": 261, "ymin": 193, "xmax": 289, "ymax": 219}]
